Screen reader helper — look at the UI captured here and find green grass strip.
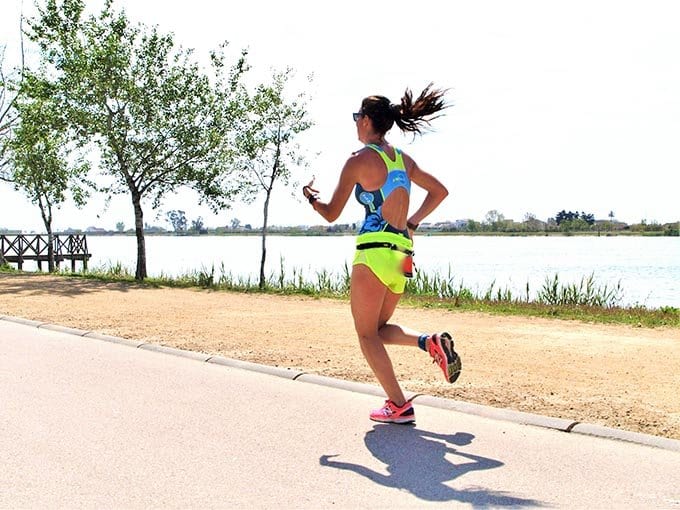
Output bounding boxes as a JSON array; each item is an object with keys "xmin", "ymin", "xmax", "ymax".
[{"xmin": 2, "ymin": 260, "xmax": 678, "ymax": 328}]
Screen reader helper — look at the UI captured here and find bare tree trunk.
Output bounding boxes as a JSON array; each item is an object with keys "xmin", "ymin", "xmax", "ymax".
[
  {"xmin": 258, "ymin": 149, "xmax": 280, "ymax": 289},
  {"xmin": 38, "ymin": 197, "xmax": 54, "ymax": 272},
  {"xmin": 259, "ymin": 189, "xmax": 271, "ymax": 290},
  {"xmin": 132, "ymin": 192, "xmax": 147, "ymax": 280},
  {"xmin": 46, "ymin": 225, "xmax": 54, "ymax": 273}
]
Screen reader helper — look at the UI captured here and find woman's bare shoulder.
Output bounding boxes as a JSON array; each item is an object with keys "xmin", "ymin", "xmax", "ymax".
[
  {"xmin": 345, "ymin": 146, "xmax": 373, "ymax": 170},
  {"xmin": 399, "ymin": 149, "xmax": 420, "ymax": 174}
]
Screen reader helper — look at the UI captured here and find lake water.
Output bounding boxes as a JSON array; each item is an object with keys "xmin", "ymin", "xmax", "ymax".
[{"xmin": 75, "ymin": 235, "xmax": 679, "ymax": 309}]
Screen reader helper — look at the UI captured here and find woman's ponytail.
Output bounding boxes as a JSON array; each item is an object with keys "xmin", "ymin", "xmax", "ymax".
[
  {"xmin": 394, "ymin": 83, "xmax": 449, "ymax": 135},
  {"xmin": 359, "ymin": 83, "xmax": 449, "ymax": 136}
]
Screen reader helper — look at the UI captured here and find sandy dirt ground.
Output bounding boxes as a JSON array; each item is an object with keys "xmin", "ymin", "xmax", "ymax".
[{"xmin": 1, "ymin": 273, "xmax": 679, "ymax": 440}]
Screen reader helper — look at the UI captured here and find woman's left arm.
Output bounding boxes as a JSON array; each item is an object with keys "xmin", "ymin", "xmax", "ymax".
[{"xmin": 405, "ymin": 154, "xmax": 449, "ymax": 228}]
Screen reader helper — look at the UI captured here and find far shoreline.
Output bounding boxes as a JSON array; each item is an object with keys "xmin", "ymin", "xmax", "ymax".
[{"xmin": 4, "ymin": 230, "xmax": 675, "ymax": 238}]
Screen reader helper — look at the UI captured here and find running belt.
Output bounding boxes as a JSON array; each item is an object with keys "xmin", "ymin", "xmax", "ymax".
[{"xmin": 355, "ymin": 241, "xmax": 414, "ymax": 256}]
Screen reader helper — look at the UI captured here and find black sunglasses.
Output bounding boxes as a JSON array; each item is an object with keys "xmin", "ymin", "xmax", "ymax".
[{"xmin": 352, "ymin": 112, "xmax": 364, "ymax": 122}]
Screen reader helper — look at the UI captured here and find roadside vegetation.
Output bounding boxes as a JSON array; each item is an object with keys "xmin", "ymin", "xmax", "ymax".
[
  {"xmin": 3, "ymin": 261, "xmax": 674, "ymax": 328},
  {"xmin": 2, "ymin": 1, "xmax": 314, "ymax": 281}
]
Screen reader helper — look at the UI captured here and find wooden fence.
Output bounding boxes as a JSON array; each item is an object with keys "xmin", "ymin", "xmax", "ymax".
[{"xmin": 0, "ymin": 234, "xmax": 91, "ymax": 271}]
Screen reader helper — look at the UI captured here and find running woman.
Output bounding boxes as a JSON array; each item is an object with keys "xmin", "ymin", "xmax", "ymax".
[{"xmin": 303, "ymin": 84, "xmax": 461, "ymax": 424}]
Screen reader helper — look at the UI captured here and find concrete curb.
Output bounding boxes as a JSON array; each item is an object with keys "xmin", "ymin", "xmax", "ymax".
[
  {"xmin": 207, "ymin": 355, "xmax": 304, "ymax": 380},
  {"xmin": 411, "ymin": 394, "xmax": 577, "ymax": 432},
  {"xmin": 1, "ymin": 315, "xmax": 49, "ymax": 328},
  {"xmin": 570, "ymin": 423, "xmax": 680, "ymax": 453},
  {"xmin": 139, "ymin": 343, "xmax": 212, "ymax": 362},
  {"xmin": 83, "ymin": 332, "xmax": 147, "ymax": 349},
  {"xmin": 38, "ymin": 323, "xmax": 90, "ymax": 337},
  {"xmin": 295, "ymin": 373, "xmax": 389, "ymax": 398},
  {"xmin": 4, "ymin": 314, "xmax": 680, "ymax": 453}
]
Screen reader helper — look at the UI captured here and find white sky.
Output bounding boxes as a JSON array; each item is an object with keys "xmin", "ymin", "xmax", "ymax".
[{"xmin": 1, "ymin": 0, "xmax": 679, "ymax": 231}]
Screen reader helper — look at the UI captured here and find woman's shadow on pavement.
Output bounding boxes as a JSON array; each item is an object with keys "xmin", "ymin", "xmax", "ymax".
[{"xmin": 320, "ymin": 424, "xmax": 545, "ymax": 507}]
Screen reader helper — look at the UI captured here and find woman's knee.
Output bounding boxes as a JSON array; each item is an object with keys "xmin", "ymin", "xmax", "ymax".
[{"xmin": 355, "ymin": 329, "xmax": 378, "ymax": 344}]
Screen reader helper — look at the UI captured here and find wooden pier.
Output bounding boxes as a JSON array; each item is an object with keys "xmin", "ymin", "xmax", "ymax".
[{"xmin": 0, "ymin": 234, "xmax": 92, "ymax": 271}]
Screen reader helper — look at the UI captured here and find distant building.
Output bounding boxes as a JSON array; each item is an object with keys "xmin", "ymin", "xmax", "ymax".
[
  {"xmin": 420, "ymin": 222, "xmax": 440, "ymax": 232},
  {"xmin": 326, "ymin": 223, "xmax": 354, "ymax": 233},
  {"xmin": 85, "ymin": 226, "xmax": 107, "ymax": 234},
  {"xmin": 143, "ymin": 225, "xmax": 168, "ymax": 234},
  {"xmin": 60, "ymin": 228, "xmax": 83, "ymax": 234}
]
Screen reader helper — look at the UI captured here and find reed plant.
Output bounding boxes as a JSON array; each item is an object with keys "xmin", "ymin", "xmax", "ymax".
[
  {"xmin": 0, "ymin": 261, "xmax": 15, "ymax": 272},
  {"xmin": 47, "ymin": 257, "xmax": 679, "ymax": 327},
  {"xmin": 537, "ymin": 273, "xmax": 623, "ymax": 307},
  {"xmin": 72, "ymin": 261, "xmax": 623, "ymax": 306}
]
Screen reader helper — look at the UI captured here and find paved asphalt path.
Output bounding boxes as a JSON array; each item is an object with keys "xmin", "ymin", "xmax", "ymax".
[{"xmin": 1, "ymin": 320, "xmax": 680, "ymax": 509}]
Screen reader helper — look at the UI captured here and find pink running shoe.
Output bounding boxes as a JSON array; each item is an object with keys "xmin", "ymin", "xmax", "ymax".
[
  {"xmin": 369, "ymin": 400, "xmax": 415, "ymax": 424},
  {"xmin": 427, "ymin": 332, "xmax": 462, "ymax": 383}
]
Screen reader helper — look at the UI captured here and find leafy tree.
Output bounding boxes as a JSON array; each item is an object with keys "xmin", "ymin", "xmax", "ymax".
[
  {"xmin": 559, "ymin": 218, "xmax": 590, "ymax": 232},
  {"xmin": 190, "ymin": 216, "xmax": 205, "ymax": 234},
  {"xmin": 0, "ymin": 17, "xmax": 25, "ymax": 177},
  {"xmin": 28, "ymin": 0, "xmax": 248, "ymax": 279},
  {"xmin": 115, "ymin": 221, "xmax": 125, "ymax": 232},
  {"xmin": 484, "ymin": 209, "xmax": 505, "ymax": 231},
  {"xmin": 465, "ymin": 219, "xmax": 481, "ymax": 232},
  {"xmin": 555, "ymin": 210, "xmax": 595, "ymax": 230},
  {"xmin": 6, "ymin": 77, "xmax": 90, "ymax": 271},
  {"xmin": 580, "ymin": 212, "xmax": 595, "ymax": 226},
  {"xmin": 555, "ymin": 210, "xmax": 573, "ymax": 225},
  {"xmin": 522, "ymin": 212, "xmax": 544, "ymax": 232},
  {"xmin": 235, "ymin": 68, "xmax": 313, "ymax": 289},
  {"xmin": 555, "ymin": 210, "xmax": 576, "ymax": 225},
  {"xmin": 166, "ymin": 210, "xmax": 187, "ymax": 233},
  {"xmin": 230, "ymin": 217, "xmax": 241, "ymax": 230}
]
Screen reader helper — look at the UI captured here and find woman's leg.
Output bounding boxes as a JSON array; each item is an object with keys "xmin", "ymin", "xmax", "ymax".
[
  {"xmin": 350, "ymin": 264, "xmax": 407, "ymax": 406},
  {"xmin": 377, "ymin": 287, "xmax": 423, "ymax": 347},
  {"xmin": 377, "ymin": 282, "xmax": 462, "ymax": 384}
]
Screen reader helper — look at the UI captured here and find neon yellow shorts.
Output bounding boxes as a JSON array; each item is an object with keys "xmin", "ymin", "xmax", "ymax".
[{"xmin": 352, "ymin": 232, "xmax": 413, "ymax": 294}]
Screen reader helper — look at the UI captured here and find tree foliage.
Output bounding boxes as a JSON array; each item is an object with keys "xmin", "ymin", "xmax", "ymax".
[
  {"xmin": 0, "ymin": 17, "xmax": 25, "ymax": 176},
  {"xmin": 235, "ymin": 68, "xmax": 313, "ymax": 288},
  {"xmin": 6, "ymin": 75, "xmax": 90, "ymax": 270},
  {"xmin": 555, "ymin": 210, "xmax": 595, "ymax": 226},
  {"xmin": 484, "ymin": 209, "xmax": 507, "ymax": 231},
  {"xmin": 27, "ymin": 0, "xmax": 248, "ymax": 279},
  {"xmin": 166, "ymin": 209, "xmax": 187, "ymax": 233},
  {"xmin": 190, "ymin": 216, "xmax": 205, "ymax": 234}
]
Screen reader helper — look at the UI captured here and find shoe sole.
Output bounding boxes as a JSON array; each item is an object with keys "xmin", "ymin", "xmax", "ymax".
[
  {"xmin": 439, "ymin": 332, "xmax": 462, "ymax": 384},
  {"xmin": 369, "ymin": 416, "xmax": 416, "ymax": 424}
]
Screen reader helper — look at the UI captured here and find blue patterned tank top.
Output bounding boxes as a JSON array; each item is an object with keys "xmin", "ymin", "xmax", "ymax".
[{"xmin": 355, "ymin": 144, "xmax": 411, "ymax": 236}]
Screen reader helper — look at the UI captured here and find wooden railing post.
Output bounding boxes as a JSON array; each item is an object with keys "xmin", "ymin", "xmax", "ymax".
[
  {"xmin": 82, "ymin": 236, "xmax": 89, "ymax": 270},
  {"xmin": 17, "ymin": 236, "xmax": 24, "ymax": 270}
]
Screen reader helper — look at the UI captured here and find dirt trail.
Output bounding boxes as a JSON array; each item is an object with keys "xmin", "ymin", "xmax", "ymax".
[{"xmin": 1, "ymin": 273, "xmax": 679, "ymax": 439}]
